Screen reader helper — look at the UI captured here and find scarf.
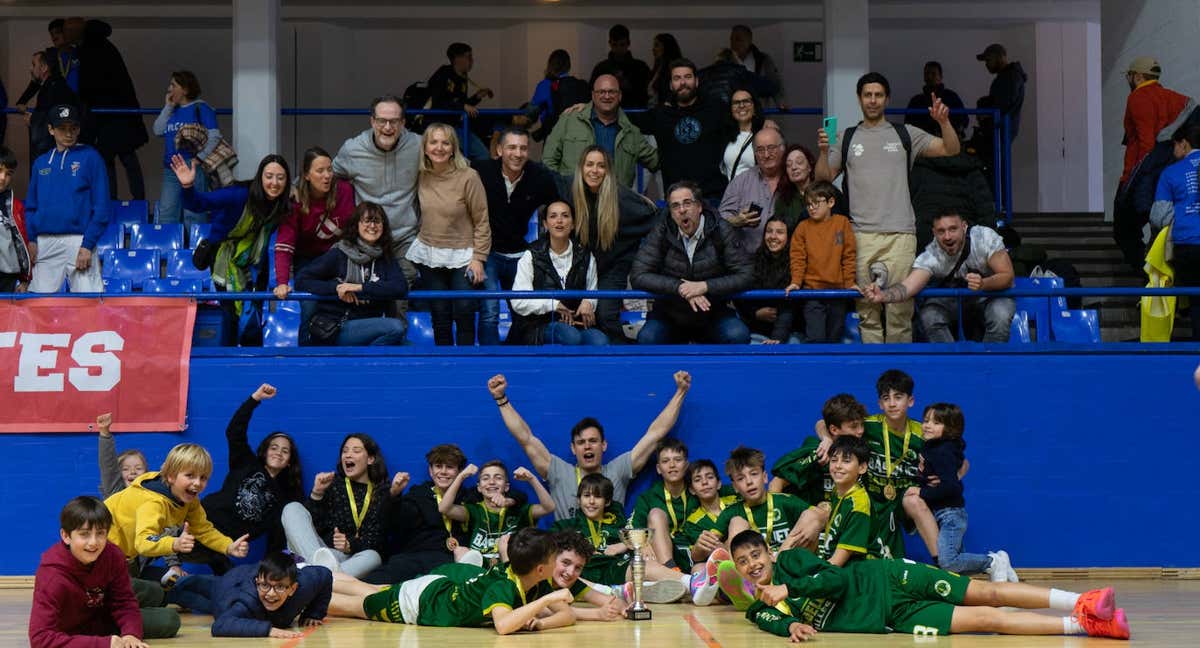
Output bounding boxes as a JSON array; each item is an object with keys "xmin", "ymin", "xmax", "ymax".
[
  {"xmin": 335, "ymin": 239, "xmax": 383, "ymax": 285},
  {"xmin": 212, "ymin": 201, "xmax": 280, "ymax": 314}
]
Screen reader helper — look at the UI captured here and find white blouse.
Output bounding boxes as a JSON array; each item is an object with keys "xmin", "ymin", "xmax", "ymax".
[
  {"xmin": 510, "ymin": 245, "xmax": 599, "ymax": 316},
  {"xmin": 721, "ymin": 130, "xmax": 757, "ymax": 180}
]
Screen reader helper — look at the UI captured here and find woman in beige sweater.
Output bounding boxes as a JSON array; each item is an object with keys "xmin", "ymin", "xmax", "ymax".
[{"xmin": 406, "ymin": 123, "xmax": 491, "ymax": 345}]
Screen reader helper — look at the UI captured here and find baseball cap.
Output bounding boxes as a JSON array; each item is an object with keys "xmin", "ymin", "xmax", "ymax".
[
  {"xmin": 1127, "ymin": 56, "xmax": 1161, "ymax": 76},
  {"xmin": 49, "ymin": 104, "xmax": 81, "ymax": 128},
  {"xmin": 975, "ymin": 44, "xmax": 1006, "ymax": 61}
]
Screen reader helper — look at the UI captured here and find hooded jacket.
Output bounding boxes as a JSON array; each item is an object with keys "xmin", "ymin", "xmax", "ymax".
[
  {"xmin": 28, "ymin": 541, "xmax": 142, "ymax": 648},
  {"xmin": 988, "ymin": 62, "xmax": 1027, "ymax": 139},
  {"xmin": 210, "ymin": 563, "xmax": 332, "ymax": 637},
  {"xmin": 104, "ymin": 471, "xmax": 233, "ymax": 560},
  {"xmin": 25, "ymin": 144, "xmax": 111, "ymax": 250},
  {"xmin": 1, "ymin": 190, "xmax": 31, "ymax": 280},
  {"xmin": 332, "ymin": 128, "xmax": 421, "ymax": 245}
]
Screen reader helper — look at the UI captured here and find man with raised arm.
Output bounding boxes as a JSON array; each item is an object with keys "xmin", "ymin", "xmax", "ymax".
[{"xmin": 487, "ymin": 371, "xmax": 692, "ymax": 520}]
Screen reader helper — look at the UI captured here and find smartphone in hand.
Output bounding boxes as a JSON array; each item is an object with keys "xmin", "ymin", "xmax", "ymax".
[{"xmin": 823, "ymin": 116, "xmax": 838, "ymax": 147}]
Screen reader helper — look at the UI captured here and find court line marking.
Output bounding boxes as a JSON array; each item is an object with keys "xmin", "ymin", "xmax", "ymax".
[
  {"xmin": 685, "ymin": 612, "xmax": 723, "ymax": 648},
  {"xmin": 279, "ymin": 622, "xmax": 322, "ymax": 647}
]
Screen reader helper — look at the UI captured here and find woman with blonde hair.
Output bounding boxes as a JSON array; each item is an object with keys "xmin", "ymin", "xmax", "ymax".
[
  {"xmin": 555, "ymin": 145, "xmax": 658, "ymax": 341},
  {"xmin": 406, "ymin": 123, "xmax": 490, "ymax": 345}
]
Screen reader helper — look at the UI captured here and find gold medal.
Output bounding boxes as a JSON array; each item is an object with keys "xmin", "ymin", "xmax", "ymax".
[{"xmin": 884, "ymin": 484, "xmax": 897, "ymax": 501}]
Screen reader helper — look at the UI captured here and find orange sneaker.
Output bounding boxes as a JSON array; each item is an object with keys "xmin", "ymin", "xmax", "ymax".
[
  {"xmin": 1074, "ymin": 587, "xmax": 1115, "ymax": 621},
  {"xmin": 1078, "ymin": 608, "xmax": 1130, "ymax": 640}
]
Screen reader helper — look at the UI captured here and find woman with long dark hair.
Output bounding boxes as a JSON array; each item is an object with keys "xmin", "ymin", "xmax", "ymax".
[
  {"xmin": 773, "ymin": 144, "xmax": 819, "ymax": 233},
  {"xmin": 282, "ymin": 432, "xmax": 389, "ymax": 578},
  {"xmin": 296, "ymin": 202, "xmax": 409, "ymax": 346},
  {"xmin": 721, "ymin": 88, "xmax": 766, "ymax": 181},
  {"xmin": 649, "ymin": 33, "xmax": 683, "ymax": 107},
  {"xmin": 737, "ymin": 216, "xmax": 801, "ymax": 343},
  {"xmin": 274, "ymin": 146, "xmax": 355, "ymax": 299}
]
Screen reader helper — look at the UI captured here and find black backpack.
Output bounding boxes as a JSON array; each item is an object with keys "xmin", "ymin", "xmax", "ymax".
[
  {"xmin": 840, "ymin": 122, "xmax": 913, "ymax": 215},
  {"xmin": 402, "ymin": 81, "xmax": 432, "ymax": 133}
]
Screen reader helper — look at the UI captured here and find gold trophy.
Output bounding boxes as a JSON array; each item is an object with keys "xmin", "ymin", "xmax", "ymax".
[{"xmin": 619, "ymin": 527, "xmax": 654, "ymax": 620}]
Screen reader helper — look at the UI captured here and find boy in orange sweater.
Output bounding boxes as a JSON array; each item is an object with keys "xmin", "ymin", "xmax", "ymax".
[{"xmin": 786, "ymin": 181, "xmax": 856, "ymax": 342}]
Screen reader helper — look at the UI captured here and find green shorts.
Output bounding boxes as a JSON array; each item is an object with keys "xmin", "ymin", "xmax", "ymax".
[
  {"xmin": 886, "ymin": 559, "xmax": 970, "ymax": 636},
  {"xmin": 581, "ymin": 553, "xmax": 632, "ymax": 585},
  {"xmin": 362, "ymin": 574, "xmax": 451, "ymax": 625},
  {"xmin": 363, "ymin": 584, "xmax": 404, "ymax": 623}
]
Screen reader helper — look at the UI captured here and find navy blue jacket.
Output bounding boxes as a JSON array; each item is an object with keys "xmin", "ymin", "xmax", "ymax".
[
  {"xmin": 25, "ymin": 144, "xmax": 111, "ymax": 250},
  {"xmin": 295, "ymin": 245, "xmax": 408, "ymax": 320},
  {"xmin": 211, "ymin": 564, "xmax": 332, "ymax": 637},
  {"xmin": 918, "ymin": 437, "xmax": 966, "ymax": 510},
  {"xmin": 182, "ymin": 185, "xmax": 249, "ymax": 242}
]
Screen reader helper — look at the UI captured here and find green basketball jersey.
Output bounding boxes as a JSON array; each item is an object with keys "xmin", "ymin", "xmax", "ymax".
[
  {"xmin": 771, "ymin": 436, "xmax": 834, "ymax": 505},
  {"xmin": 745, "ymin": 548, "xmax": 890, "ymax": 635},
  {"xmin": 679, "ymin": 494, "xmax": 741, "ymax": 545},
  {"xmin": 550, "ymin": 510, "xmax": 627, "ymax": 553},
  {"xmin": 462, "ymin": 502, "xmax": 534, "ymax": 559},
  {"xmin": 715, "ymin": 493, "xmax": 811, "ymax": 551},
  {"xmin": 414, "ymin": 562, "xmax": 532, "ymax": 627},
  {"xmin": 630, "ymin": 480, "xmax": 699, "ymax": 534},
  {"xmin": 529, "ymin": 574, "xmax": 591, "ymax": 602},
  {"xmin": 816, "ymin": 484, "xmax": 874, "ymax": 561},
  {"xmin": 862, "ymin": 416, "xmax": 924, "ymax": 559}
]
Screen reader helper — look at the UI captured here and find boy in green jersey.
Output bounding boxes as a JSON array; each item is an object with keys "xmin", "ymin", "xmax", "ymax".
[
  {"xmin": 326, "ymin": 528, "xmax": 576, "ymax": 634},
  {"xmin": 532, "ymin": 531, "xmax": 628, "ymax": 622},
  {"xmin": 630, "ymin": 439, "xmax": 698, "ymax": 571},
  {"xmin": 711, "ymin": 447, "xmax": 815, "ymax": 610},
  {"xmin": 437, "ymin": 460, "xmax": 555, "ymax": 564},
  {"xmin": 731, "ymin": 531, "xmax": 1130, "ymax": 640},
  {"xmin": 770, "ymin": 393, "xmax": 867, "ymax": 505},
  {"xmin": 817, "ymin": 436, "xmax": 882, "ymax": 566}
]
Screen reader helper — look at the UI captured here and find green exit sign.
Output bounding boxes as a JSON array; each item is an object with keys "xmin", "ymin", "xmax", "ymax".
[{"xmin": 794, "ymin": 41, "xmax": 823, "ymax": 62}]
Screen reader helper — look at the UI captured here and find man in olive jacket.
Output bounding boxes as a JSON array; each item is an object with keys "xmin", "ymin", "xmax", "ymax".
[
  {"xmin": 542, "ymin": 73, "xmax": 658, "ymax": 188},
  {"xmin": 631, "ymin": 180, "xmax": 753, "ymax": 344}
]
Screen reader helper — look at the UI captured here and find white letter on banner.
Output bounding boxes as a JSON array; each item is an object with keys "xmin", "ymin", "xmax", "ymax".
[
  {"xmin": 69, "ymin": 331, "xmax": 124, "ymax": 392},
  {"xmin": 0, "ymin": 332, "xmax": 15, "ymax": 348},
  {"xmin": 14, "ymin": 333, "xmax": 71, "ymax": 392}
]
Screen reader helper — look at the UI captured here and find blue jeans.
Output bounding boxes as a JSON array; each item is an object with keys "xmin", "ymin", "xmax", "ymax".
[
  {"xmin": 466, "ymin": 132, "xmax": 490, "ymax": 161},
  {"xmin": 477, "ymin": 252, "xmax": 522, "ymax": 345},
  {"xmin": 157, "ymin": 165, "xmax": 209, "ymax": 225},
  {"xmin": 417, "ymin": 264, "xmax": 477, "ymax": 346},
  {"xmin": 545, "ymin": 321, "xmax": 610, "ymax": 346},
  {"xmin": 337, "ymin": 316, "xmax": 408, "ymax": 346},
  {"xmin": 637, "ymin": 310, "xmax": 751, "ymax": 344},
  {"xmin": 934, "ymin": 507, "xmax": 991, "ymax": 574},
  {"xmin": 166, "ymin": 574, "xmax": 216, "ymax": 614}
]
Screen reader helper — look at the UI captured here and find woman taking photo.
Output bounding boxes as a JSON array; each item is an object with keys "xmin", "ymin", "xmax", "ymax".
[
  {"xmin": 296, "ymin": 202, "xmax": 409, "ymax": 346},
  {"xmin": 154, "ymin": 70, "xmax": 220, "ymax": 224},
  {"xmin": 405, "ymin": 123, "xmax": 490, "ymax": 346},
  {"xmin": 508, "ymin": 200, "xmax": 607, "ymax": 346}
]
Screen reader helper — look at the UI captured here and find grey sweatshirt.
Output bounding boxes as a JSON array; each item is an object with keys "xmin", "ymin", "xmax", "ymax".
[{"xmin": 332, "ymin": 128, "xmax": 421, "ymax": 245}]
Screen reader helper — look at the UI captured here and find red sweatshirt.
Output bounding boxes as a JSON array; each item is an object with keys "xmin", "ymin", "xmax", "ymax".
[
  {"xmin": 274, "ymin": 178, "xmax": 356, "ymax": 286},
  {"xmin": 29, "ymin": 541, "xmax": 142, "ymax": 648},
  {"xmin": 1121, "ymin": 81, "xmax": 1189, "ymax": 182}
]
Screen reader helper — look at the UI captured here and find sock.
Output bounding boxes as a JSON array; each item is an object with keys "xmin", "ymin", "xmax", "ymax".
[
  {"xmin": 1063, "ymin": 616, "xmax": 1085, "ymax": 634},
  {"xmin": 1049, "ymin": 588, "xmax": 1081, "ymax": 611}
]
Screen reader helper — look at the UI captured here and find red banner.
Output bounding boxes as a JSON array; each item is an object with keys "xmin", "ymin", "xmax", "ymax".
[{"xmin": 0, "ymin": 298, "xmax": 196, "ymax": 433}]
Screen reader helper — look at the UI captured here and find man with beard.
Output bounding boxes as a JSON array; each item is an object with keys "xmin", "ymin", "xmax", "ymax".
[
  {"xmin": 861, "ymin": 209, "xmax": 1014, "ymax": 343},
  {"xmin": 486, "ymin": 371, "xmax": 692, "ymax": 520}
]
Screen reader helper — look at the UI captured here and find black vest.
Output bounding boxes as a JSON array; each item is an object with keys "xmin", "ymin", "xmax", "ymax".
[{"xmin": 507, "ymin": 238, "xmax": 591, "ymax": 345}]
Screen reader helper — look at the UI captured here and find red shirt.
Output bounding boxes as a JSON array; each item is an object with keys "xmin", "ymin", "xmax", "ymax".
[
  {"xmin": 274, "ymin": 178, "xmax": 356, "ymax": 285},
  {"xmin": 29, "ymin": 541, "xmax": 142, "ymax": 648},
  {"xmin": 1122, "ymin": 81, "xmax": 1189, "ymax": 182}
]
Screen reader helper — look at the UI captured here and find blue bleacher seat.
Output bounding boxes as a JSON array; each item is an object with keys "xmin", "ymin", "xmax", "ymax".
[
  {"xmin": 1051, "ymin": 309, "xmax": 1101, "ymax": 343},
  {"xmin": 407, "ymin": 311, "xmax": 435, "ymax": 345},
  {"xmin": 102, "ymin": 249, "xmax": 160, "ymax": 287},
  {"xmin": 187, "ymin": 223, "xmax": 212, "ymax": 249},
  {"xmin": 525, "ymin": 210, "xmax": 540, "ymax": 243},
  {"xmin": 842, "ymin": 311, "xmax": 862, "ymax": 344},
  {"xmin": 102, "ymin": 277, "xmax": 132, "ymax": 293},
  {"xmin": 143, "ymin": 278, "xmax": 204, "ymax": 293},
  {"xmin": 94, "ymin": 221, "xmax": 125, "ymax": 255},
  {"xmin": 110, "ymin": 200, "xmax": 149, "ymax": 227},
  {"xmin": 263, "ymin": 300, "xmax": 301, "ymax": 347},
  {"xmin": 1012, "ymin": 276, "xmax": 1067, "ymax": 342},
  {"xmin": 1009, "ymin": 310, "xmax": 1031, "ymax": 343},
  {"xmin": 129, "ymin": 223, "xmax": 185, "ymax": 251},
  {"xmin": 163, "ymin": 249, "xmax": 212, "ymax": 288}
]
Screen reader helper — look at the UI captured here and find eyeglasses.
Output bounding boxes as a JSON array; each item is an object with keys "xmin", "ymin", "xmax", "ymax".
[
  {"xmin": 731, "ymin": 99, "xmax": 754, "ymax": 107},
  {"xmin": 361, "ymin": 217, "xmax": 385, "ymax": 225},
  {"xmin": 805, "ymin": 200, "xmax": 830, "ymax": 209},
  {"xmin": 669, "ymin": 199, "xmax": 699, "ymax": 212},
  {"xmin": 372, "ymin": 118, "xmax": 402, "ymax": 128},
  {"xmin": 255, "ymin": 581, "xmax": 293, "ymax": 595},
  {"xmin": 754, "ymin": 144, "xmax": 782, "ymax": 156},
  {"xmin": 594, "ymin": 89, "xmax": 620, "ymax": 97}
]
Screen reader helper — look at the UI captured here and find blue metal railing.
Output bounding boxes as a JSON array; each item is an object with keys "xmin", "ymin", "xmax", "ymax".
[{"xmin": 3, "ymin": 105, "xmax": 1013, "ymax": 222}]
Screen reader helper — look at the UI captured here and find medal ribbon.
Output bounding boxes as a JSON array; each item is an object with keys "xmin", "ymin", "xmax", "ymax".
[
  {"xmin": 744, "ymin": 493, "xmax": 775, "ymax": 536},
  {"xmin": 345, "ymin": 478, "xmax": 373, "ymax": 534}
]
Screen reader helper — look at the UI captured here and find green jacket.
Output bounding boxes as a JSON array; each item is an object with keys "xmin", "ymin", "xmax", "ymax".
[{"xmin": 543, "ymin": 102, "xmax": 659, "ymax": 188}]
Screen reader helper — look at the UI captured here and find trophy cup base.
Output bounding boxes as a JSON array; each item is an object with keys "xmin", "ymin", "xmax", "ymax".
[{"xmin": 627, "ymin": 607, "xmax": 652, "ymax": 621}]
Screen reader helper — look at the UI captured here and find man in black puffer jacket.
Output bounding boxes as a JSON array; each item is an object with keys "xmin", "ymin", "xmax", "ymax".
[{"xmin": 632, "ymin": 180, "xmax": 753, "ymax": 344}]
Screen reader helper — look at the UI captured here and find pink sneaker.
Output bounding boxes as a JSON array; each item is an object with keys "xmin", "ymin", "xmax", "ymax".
[{"xmin": 1073, "ymin": 587, "xmax": 1115, "ymax": 621}]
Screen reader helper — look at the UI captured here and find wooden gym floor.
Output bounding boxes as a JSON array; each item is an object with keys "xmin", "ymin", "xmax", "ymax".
[{"xmin": 5, "ymin": 578, "xmax": 1198, "ymax": 647}]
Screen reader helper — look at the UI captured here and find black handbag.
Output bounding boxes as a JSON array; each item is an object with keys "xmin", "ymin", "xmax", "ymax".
[
  {"xmin": 308, "ymin": 310, "xmax": 348, "ymax": 345},
  {"xmin": 192, "ymin": 238, "xmax": 216, "ymax": 271}
]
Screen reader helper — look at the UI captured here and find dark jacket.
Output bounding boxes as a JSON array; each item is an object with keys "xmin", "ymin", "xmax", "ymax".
[
  {"xmin": 591, "ymin": 53, "xmax": 652, "ymax": 109},
  {"xmin": 29, "ymin": 542, "xmax": 142, "ymax": 648},
  {"xmin": 201, "ymin": 398, "xmax": 303, "ymax": 551},
  {"xmin": 183, "ymin": 184, "xmax": 250, "ymax": 242},
  {"xmin": 508, "ymin": 237, "xmax": 592, "ymax": 345},
  {"xmin": 988, "ymin": 62, "xmax": 1027, "ymax": 139},
  {"xmin": 910, "ymin": 154, "xmax": 997, "ymax": 251},
  {"xmin": 211, "ymin": 564, "xmax": 332, "ymax": 637},
  {"xmin": 295, "ymin": 245, "xmax": 409, "ymax": 321},
  {"xmin": 77, "ymin": 20, "xmax": 148, "ymax": 156},
  {"xmin": 1121, "ymin": 104, "xmax": 1200, "ymax": 214},
  {"xmin": 27, "ymin": 75, "xmax": 80, "ymax": 159},
  {"xmin": 698, "ymin": 61, "xmax": 776, "ymax": 108},
  {"xmin": 919, "ymin": 437, "xmax": 966, "ymax": 510},
  {"xmin": 427, "ymin": 64, "xmax": 478, "ymax": 129},
  {"xmin": 471, "ymin": 159, "xmax": 560, "ymax": 255},
  {"xmin": 553, "ymin": 174, "xmax": 659, "ymax": 277},
  {"xmin": 736, "ymin": 246, "xmax": 796, "ymax": 342},
  {"xmin": 905, "ymin": 83, "xmax": 968, "ymax": 136},
  {"xmin": 381, "ymin": 481, "xmax": 461, "ymax": 556},
  {"xmin": 632, "ymin": 95, "xmax": 729, "ymax": 199},
  {"xmin": 631, "ymin": 210, "xmax": 754, "ymax": 324},
  {"xmin": 301, "ymin": 475, "xmax": 387, "ymax": 557}
]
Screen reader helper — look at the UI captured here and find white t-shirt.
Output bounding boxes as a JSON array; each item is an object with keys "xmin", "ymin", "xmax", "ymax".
[
  {"xmin": 913, "ymin": 226, "xmax": 1006, "ymax": 281},
  {"xmin": 826, "ymin": 122, "xmax": 933, "ymax": 234},
  {"xmin": 721, "ymin": 131, "xmax": 756, "ymax": 180}
]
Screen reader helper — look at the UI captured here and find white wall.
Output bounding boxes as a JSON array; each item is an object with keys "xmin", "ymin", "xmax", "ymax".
[{"xmin": 1101, "ymin": 0, "xmax": 1200, "ymax": 220}]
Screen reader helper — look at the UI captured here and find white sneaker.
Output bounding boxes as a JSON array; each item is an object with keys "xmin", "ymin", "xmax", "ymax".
[
  {"xmin": 311, "ymin": 547, "xmax": 341, "ymax": 573},
  {"xmin": 986, "ymin": 551, "xmax": 1012, "ymax": 583},
  {"xmin": 688, "ymin": 571, "xmax": 720, "ymax": 606},
  {"xmin": 640, "ymin": 579, "xmax": 688, "ymax": 604},
  {"xmin": 457, "ymin": 549, "xmax": 484, "ymax": 567}
]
